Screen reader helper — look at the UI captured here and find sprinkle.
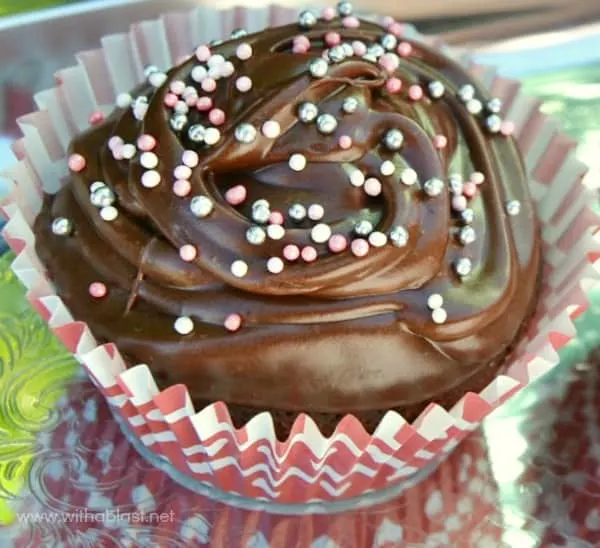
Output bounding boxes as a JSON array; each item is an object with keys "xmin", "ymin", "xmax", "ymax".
[
  {"xmin": 466, "ymin": 99, "xmax": 483, "ymax": 115},
  {"xmin": 458, "ymin": 84, "xmax": 475, "ymax": 102},
  {"xmin": 342, "ymin": 16, "xmax": 360, "ymax": 28},
  {"xmin": 116, "ymin": 93, "xmax": 132, "ymax": 108},
  {"xmin": 383, "ymin": 128, "xmax": 404, "ymax": 151},
  {"xmin": 380, "ymin": 34, "xmax": 398, "ymax": 51},
  {"xmin": 433, "ymin": 135, "xmax": 447, "ymax": 149},
  {"xmin": 235, "ymin": 76, "xmax": 252, "ymax": 93},
  {"xmin": 133, "ymin": 102, "xmax": 148, "ymax": 121},
  {"xmin": 427, "ymin": 293, "xmax": 444, "ymax": 310},
  {"xmin": 208, "ymin": 65, "xmax": 223, "ymax": 80},
  {"xmin": 289, "ymin": 153, "xmax": 307, "ymax": 172},
  {"xmin": 231, "ymin": 260, "xmax": 249, "ymax": 278},
  {"xmin": 342, "ymin": 96, "xmax": 360, "ymax": 114},
  {"xmin": 388, "ymin": 22, "xmax": 404, "ymax": 36},
  {"xmin": 288, "ymin": 203, "xmax": 307, "ymax": 222},
  {"xmin": 231, "ymin": 28, "xmax": 247, "ymax": 39},
  {"xmin": 234, "ymin": 123, "xmax": 257, "ymax": 144},
  {"xmin": 173, "ymin": 180, "xmax": 192, "ymax": 197},
  {"xmin": 68, "ymin": 153, "xmax": 86, "ymax": 172},
  {"xmin": 461, "ymin": 208, "xmax": 475, "ymax": 225},
  {"xmin": 100, "ymin": 206, "xmax": 119, "ymax": 221},
  {"xmin": 189, "ymin": 196, "xmax": 213, "ymax": 218},
  {"xmin": 463, "ymin": 182, "xmax": 477, "ymax": 199},
  {"xmin": 111, "ymin": 146, "xmax": 124, "ymax": 161},
  {"xmin": 269, "ymin": 211, "xmax": 284, "ymax": 225},
  {"xmin": 179, "ymin": 244, "xmax": 198, "ymax": 262},
  {"xmin": 90, "ymin": 181, "xmax": 106, "ymax": 193},
  {"xmin": 380, "ymin": 160, "xmax": 395, "ymax": 176},
  {"xmin": 262, "ymin": 120, "xmax": 281, "ymax": 139},
  {"xmin": 221, "ymin": 62, "xmax": 235, "ymax": 78},
  {"xmin": 431, "ymin": 308, "xmax": 448, "ymax": 324},
  {"xmin": 322, "ymin": 6, "xmax": 336, "ymax": 20},
  {"xmin": 224, "ymin": 313, "xmax": 242, "ymax": 332},
  {"xmin": 174, "ymin": 165, "xmax": 192, "ymax": 180},
  {"xmin": 252, "ymin": 205, "xmax": 271, "ymax": 224},
  {"xmin": 354, "ymin": 220, "xmax": 373, "ymax": 236},
  {"xmin": 316, "ymin": 113, "xmax": 338, "ymax": 134},
  {"xmin": 452, "ymin": 195, "xmax": 467, "ymax": 212},
  {"xmin": 505, "ymin": 200, "xmax": 521, "ymax": 216},
  {"xmin": 352, "ymin": 41, "xmax": 367, "ymax": 56},
  {"xmin": 351, "ymin": 238, "xmax": 369, "ymax": 257},
  {"xmin": 246, "ymin": 226, "xmax": 266, "ymax": 245},
  {"xmin": 140, "ymin": 152, "xmax": 159, "ymax": 170},
  {"xmin": 408, "ymin": 85, "xmax": 423, "ymax": 101},
  {"xmin": 389, "ymin": 226, "xmax": 409, "ymax": 247},
  {"xmin": 196, "ymin": 97, "xmax": 213, "ymax": 111},
  {"xmin": 293, "ymin": 37, "xmax": 310, "ymax": 54},
  {"xmin": 90, "ymin": 186, "xmax": 115, "ymax": 208},
  {"xmin": 311, "ymin": 223, "xmax": 332, "ymax": 244},
  {"xmin": 428, "ymin": 80, "xmax": 445, "ymax": 99},
  {"xmin": 195, "ymin": 45, "xmax": 211, "ymax": 62},
  {"xmin": 267, "ymin": 224, "xmax": 285, "ymax": 240},
  {"xmin": 334, "ymin": 135, "xmax": 352, "ymax": 150},
  {"xmin": 325, "ymin": 32, "xmax": 341, "ymax": 47},
  {"xmin": 471, "ymin": 172, "xmax": 485, "ymax": 185},
  {"xmin": 207, "ymin": 54, "xmax": 226, "ymax": 68},
  {"xmin": 51, "ymin": 217, "xmax": 72, "ymax": 236},
  {"xmin": 400, "ymin": 168, "xmax": 418, "ymax": 186},
  {"xmin": 397, "ymin": 42, "xmax": 412, "ymax": 57},
  {"xmin": 368, "ymin": 231, "xmax": 388, "ymax": 247},
  {"xmin": 328, "ymin": 234, "xmax": 348, "ymax": 253},
  {"xmin": 386, "ymin": 77, "xmax": 402, "ymax": 94},
  {"xmin": 170, "ymin": 114, "xmax": 188, "ymax": 131},
  {"xmin": 279, "ymin": 245, "xmax": 299, "ymax": 262},
  {"xmin": 225, "ymin": 185, "xmax": 247, "ymax": 206},
  {"xmin": 181, "ymin": 150, "xmax": 199, "ymax": 169},
  {"xmin": 208, "ymin": 108, "xmax": 226, "ymax": 126},
  {"xmin": 309, "ymin": 58, "xmax": 329, "ymax": 78},
  {"xmin": 485, "ymin": 114, "xmax": 502, "ymax": 133},
  {"xmin": 500, "ymin": 121, "xmax": 515, "ymax": 136},
  {"xmin": 89, "ymin": 282, "xmax": 107, "ymax": 299},
  {"xmin": 201, "ymin": 78, "xmax": 217, "ymax": 93},
  {"xmin": 305, "ymin": 204, "xmax": 324, "ymax": 221},
  {"xmin": 174, "ymin": 316, "xmax": 194, "ymax": 335},
  {"xmin": 140, "ymin": 170, "xmax": 160, "ymax": 189},
  {"xmin": 379, "ymin": 53, "xmax": 399, "ymax": 73},
  {"xmin": 191, "ymin": 65, "xmax": 208, "ymax": 83},
  {"xmin": 364, "ymin": 177, "xmax": 382, "ymax": 197},
  {"xmin": 487, "ymin": 98, "xmax": 503, "ymax": 114},
  {"xmin": 454, "ymin": 257, "xmax": 472, "ymax": 277},
  {"xmin": 204, "ymin": 127, "xmax": 221, "ymax": 145},
  {"xmin": 299, "ymin": 10, "xmax": 317, "ymax": 28},
  {"xmin": 458, "ymin": 226, "xmax": 476, "ymax": 245},
  {"xmin": 349, "ymin": 169, "xmax": 365, "ymax": 187},
  {"xmin": 267, "ymin": 257, "xmax": 285, "ymax": 274},
  {"xmin": 108, "ymin": 136, "xmax": 123, "ymax": 151},
  {"xmin": 137, "ymin": 134, "xmax": 156, "ymax": 151},
  {"xmin": 88, "ymin": 111, "xmax": 105, "ymax": 125},
  {"xmin": 121, "ymin": 144, "xmax": 136, "ymax": 160},
  {"xmin": 298, "ymin": 102, "xmax": 319, "ymax": 123},
  {"xmin": 337, "ymin": 1, "xmax": 353, "ymax": 16},
  {"xmin": 253, "ymin": 199, "xmax": 270, "ymax": 210},
  {"xmin": 301, "ymin": 246, "xmax": 318, "ymax": 262},
  {"xmin": 423, "ymin": 177, "xmax": 444, "ymax": 197}
]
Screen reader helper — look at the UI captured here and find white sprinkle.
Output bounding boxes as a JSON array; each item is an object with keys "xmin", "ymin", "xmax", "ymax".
[
  {"xmin": 221, "ymin": 61, "xmax": 235, "ymax": 78},
  {"xmin": 307, "ymin": 204, "xmax": 325, "ymax": 221},
  {"xmin": 116, "ymin": 93, "xmax": 132, "ymax": 108},
  {"xmin": 121, "ymin": 144, "xmax": 136, "ymax": 160},
  {"xmin": 208, "ymin": 65, "xmax": 223, "ymax": 80},
  {"xmin": 90, "ymin": 181, "xmax": 106, "ymax": 193},
  {"xmin": 140, "ymin": 152, "xmax": 158, "ymax": 169},
  {"xmin": 231, "ymin": 260, "xmax": 249, "ymax": 278},
  {"xmin": 427, "ymin": 293, "xmax": 444, "ymax": 310},
  {"xmin": 207, "ymin": 54, "xmax": 226, "ymax": 68},
  {"xmin": 505, "ymin": 200, "xmax": 521, "ymax": 216},
  {"xmin": 349, "ymin": 169, "xmax": 365, "ymax": 187},
  {"xmin": 471, "ymin": 171, "xmax": 485, "ymax": 185},
  {"xmin": 311, "ymin": 223, "xmax": 332, "ymax": 244},
  {"xmin": 432, "ymin": 308, "xmax": 448, "ymax": 324},
  {"xmin": 368, "ymin": 231, "xmax": 388, "ymax": 247},
  {"xmin": 266, "ymin": 257, "xmax": 284, "ymax": 274},
  {"xmin": 289, "ymin": 153, "xmax": 307, "ymax": 172},
  {"xmin": 191, "ymin": 65, "xmax": 208, "ymax": 83},
  {"xmin": 148, "ymin": 72, "xmax": 167, "ymax": 88},
  {"xmin": 400, "ymin": 168, "xmax": 418, "ymax": 186},
  {"xmin": 204, "ymin": 127, "xmax": 221, "ymax": 146},
  {"xmin": 141, "ymin": 170, "xmax": 161, "ymax": 188},
  {"xmin": 380, "ymin": 160, "xmax": 395, "ymax": 176},
  {"xmin": 174, "ymin": 316, "xmax": 194, "ymax": 335},
  {"xmin": 190, "ymin": 196, "xmax": 214, "ymax": 218},
  {"xmin": 100, "ymin": 206, "xmax": 118, "ymax": 222},
  {"xmin": 267, "ymin": 224, "xmax": 285, "ymax": 240},
  {"xmin": 174, "ymin": 101, "xmax": 189, "ymax": 115},
  {"xmin": 261, "ymin": 120, "xmax": 281, "ymax": 139}
]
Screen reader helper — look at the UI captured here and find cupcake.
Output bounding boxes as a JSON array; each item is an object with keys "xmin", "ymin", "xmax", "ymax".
[{"xmin": 2, "ymin": 4, "xmax": 596, "ymax": 506}]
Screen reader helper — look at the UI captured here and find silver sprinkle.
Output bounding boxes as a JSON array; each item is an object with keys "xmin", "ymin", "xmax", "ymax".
[
  {"xmin": 298, "ymin": 102, "xmax": 319, "ymax": 123},
  {"xmin": 209, "ymin": 39, "xmax": 223, "ymax": 47},
  {"xmin": 328, "ymin": 45, "xmax": 346, "ymax": 64},
  {"xmin": 448, "ymin": 174, "xmax": 464, "ymax": 195},
  {"xmin": 234, "ymin": 123, "xmax": 257, "ymax": 144},
  {"xmin": 190, "ymin": 195, "xmax": 214, "ymax": 218},
  {"xmin": 454, "ymin": 257, "xmax": 472, "ymax": 277},
  {"xmin": 316, "ymin": 113, "xmax": 338, "ymax": 134},
  {"xmin": 252, "ymin": 199, "xmax": 270, "ymax": 211},
  {"xmin": 231, "ymin": 28, "xmax": 247, "ymax": 39},
  {"xmin": 144, "ymin": 65, "xmax": 159, "ymax": 77},
  {"xmin": 458, "ymin": 226, "xmax": 476, "ymax": 245},
  {"xmin": 354, "ymin": 219, "xmax": 373, "ymax": 236},
  {"xmin": 423, "ymin": 177, "xmax": 445, "ymax": 197},
  {"xmin": 460, "ymin": 208, "xmax": 475, "ymax": 225},
  {"xmin": 188, "ymin": 124, "xmax": 206, "ymax": 143},
  {"xmin": 90, "ymin": 181, "xmax": 106, "ymax": 193},
  {"xmin": 458, "ymin": 84, "xmax": 476, "ymax": 102},
  {"xmin": 252, "ymin": 204, "xmax": 271, "ymax": 224},
  {"xmin": 366, "ymin": 43, "xmax": 385, "ymax": 59},
  {"xmin": 51, "ymin": 217, "xmax": 72, "ymax": 236},
  {"xmin": 298, "ymin": 10, "xmax": 317, "ymax": 28},
  {"xmin": 170, "ymin": 113, "xmax": 188, "ymax": 132},
  {"xmin": 380, "ymin": 33, "xmax": 398, "ymax": 51},
  {"xmin": 466, "ymin": 99, "xmax": 483, "ymax": 115},
  {"xmin": 389, "ymin": 226, "xmax": 409, "ymax": 247},
  {"xmin": 337, "ymin": 1, "xmax": 353, "ymax": 16},
  {"xmin": 90, "ymin": 186, "xmax": 115, "ymax": 208},
  {"xmin": 342, "ymin": 96, "xmax": 359, "ymax": 114},
  {"xmin": 428, "ymin": 80, "xmax": 445, "ymax": 99},
  {"xmin": 487, "ymin": 98, "xmax": 502, "ymax": 114},
  {"xmin": 383, "ymin": 128, "xmax": 404, "ymax": 151},
  {"xmin": 309, "ymin": 58, "xmax": 329, "ymax": 78},
  {"xmin": 288, "ymin": 203, "xmax": 307, "ymax": 221},
  {"xmin": 485, "ymin": 114, "xmax": 502, "ymax": 133},
  {"xmin": 505, "ymin": 200, "xmax": 521, "ymax": 216},
  {"xmin": 342, "ymin": 42, "xmax": 354, "ymax": 57},
  {"xmin": 246, "ymin": 225, "xmax": 267, "ymax": 245}
]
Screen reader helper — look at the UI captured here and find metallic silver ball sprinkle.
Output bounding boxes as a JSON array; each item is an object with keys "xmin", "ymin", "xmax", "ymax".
[
  {"xmin": 316, "ymin": 113, "xmax": 338, "ymax": 134},
  {"xmin": 505, "ymin": 200, "xmax": 521, "ymax": 216},
  {"xmin": 309, "ymin": 58, "xmax": 329, "ymax": 78},
  {"xmin": 288, "ymin": 203, "xmax": 307, "ymax": 222},
  {"xmin": 389, "ymin": 225, "xmax": 409, "ymax": 247},
  {"xmin": 485, "ymin": 114, "xmax": 502, "ymax": 133},
  {"xmin": 170, "ymin": 114, "xmax": 188, "ymax": 132},
  {"xmin": 298, "ymin": 10, "xmax": 317, "ymax": 28},
  {"xmin": 234, "ymin": 123, "xmax": 257, "ymax": 144},
  {"xmin": 458, "ymin": 84, "xmax": 476, "ymax": 102},
  {"xmin": 460, "ymin": 208, "xmax": 475, "ymax": 225},
  {"xmin": 454, "ymin": 257, "xmax": 472, "ymax": 277},
  {"xmin": 458, "ymin": 226, "xmax": 476, "ymax": 245},
  {"xmin": 252, "ymin": 199, "xmax": 270, "ymax": 211},
  {"xmin": 487, "ymin": 98, "xmax": 502, "ymax": 114},
  {"xmin": 380, "ymin": 33, "xmax": 398, "ymax": 51},
  {"xmin": 383, "ymin": 128, "xmax": 404, "ymax": 151},
  {"xmin": 448, "ymin": 174, "xmax": 464, "ymax": 195},
  {"xmin": 423, "ymin": 177, "xmax": 445, "ymax": 197},
  {"xmin": 342, "ymin": 96, "xmax": 359, "ymax": 114},
  {"xmin": 367, "ymin": 43, "xmax": 385, "ymax": 59},
  {"xmin": 144, "ymin": 65, "xmax": 159, "ymax": 77},
  {"xmin": 246, "ymin": 225, "xmax": 266, "ymax": 245},
  {"xmin": 90, "ymin": 181, "xmax": 106, "ymax": 193},
  {"xmin": 252, "ymin": 204, "xmax": 271, "ymax": 224},
  {"xmin": 209, "ymin": 39, "xmax": 223, "ymax": 47},
  {"xmin": 231, "ymin": 28, "xmax": 247, "ymax": 39},
  {"xmin": 328, "ymin": 45, "xmax": 346, "ymax": 63},
  {"xmin": 466, "ymin": 99, "xmax": 483, "ymax": 115},
  {"xmin": 90, "ymin": 186, "xmax": 115, "ymax": 208},
  {"xmin": 298, "ymin": 102, "xmax": 319, "ymax": 123},
  {"xmin": 51, "ymin": 217, "xmax": 72, "ymax": 236},
  {"xmin": 428, "ymin": 80, "xmax": 445, "ymax": 99},
  {"xmin": 188, "ymin": 124, "xmax": 206, "ymax": 143},
  {"xmin": 342, "ymin": 42, "xmax": 354, "ymax": 57},
  {"xmin": 190, "ymin": 195, "xmax": 214, "ymax": 218},
  {"xmin": 337, "ymin": 1, "xmax": 353, "ymax": 16},
  {"xmin": 354, "ymin": 219, "xmax": 373, "ymax": 236}
]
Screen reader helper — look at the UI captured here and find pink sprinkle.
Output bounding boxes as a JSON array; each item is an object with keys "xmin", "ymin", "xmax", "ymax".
[
  {"xmin": 179, "ymin": 244, "xmax": 198, "ymax": 262},
  {"xmin": 88, "ymin": 111, "xmax": 104, "ymax": 126},
  {"xmin": 196, "ymin": 45, "xmax": 211, "ymax": 62},
  {"xmin": 137, "ymin": 134, "xmax": 156, "ymax": 151},
  {"xmin": 196, "ymin": 97, "xmax": 213, "ymax": 111},
  {"xmin": 342, "ymin": 16, "xmax": 360, "ymax": 28},
  {"xmin": 433, "ymin": 135, "xmax": 448, "ymax": 149},
  {"xmin": 269, "ymin": 211, "xmax": 284, "ymax": 225},
  {"xmin": 225, "ymin": 185, "xmax": 247, "ymax": 206},
  {"xmin": 293, "ymin": 35, "xmax": 310, "ymax": 47},
  {"xmin": 385, "ymin": 77, "xmax": 402, "ymax": 94},
  {"xmin": 89, "ymin": 282, "xmax": 107, "ymax": 299},
  {"xmin": 182, "ymin": 150, "xmax": 199, "ymax": 168},
  {"xmin": 379, "ymin": 53, "xmax": 399, "ymax": 73},
  {"xmin": 170, "ymin": 80, "xmax": 186, "ymax": 95},
  {"xmin": 108, "ymin": 136, "xmax": 123, "ymax": 151},
  {"xmin": 353, "ymin": 41, "xmax": 367, "ymax": 56},
  {"xmin": 224, "ymin": 313, "xmax": 242, "ymax": 332},
  {"xmin": 351, "ymin": 238, "xmax": 369, "ymax": 257},
  {"xmin": 68, "ymin": 153, "xmax": 86, "ymax": 172},
  {"xmin": 364, "ymin": 177, "xmax": 382, "ymax": 197},
  {"xmin": 186, "ymin": 95, "xmax": 198, "ymax": 107},
  {"xmin": 173, "ymin": 179, "xmax": 191, "ymax": 197},
  {"xmin": 235, "ymin": 76, "xmax": 252, "ymax": 93},
  {"xmin": 283, "ymin": 244, "xmax": 300, "ymax": 261},
  {"xmin": 388, "ymin": 22, "xmax": 404, "ymax": 36},
  {"xmin": 463, "ymin": 181, "xmax": 478, "ymax": 198},
  {"xmin": 500, "ymin": 120, "xmax": 515, "ymax": 136},
  {"xmin": 471, "ymin": 172, "xmax": 485, "ymax": 185},
  {"xmin": 408, "ymin": 85, "xmax": 423, "ymax": 101},
  {"xmin": 174, "ymin": 165, "xmax": 192, "ymax": 180},
  {"xmin": 452, "ymin": 195, "xmax": 467, "ymax": 212},
  {"xmin": 112, "ymin": 145, "xmax": 124, "ymax": 161},
  {"xmin": 201, "ymin": 78, "xmax": 217, "ymax": 93},
  {"xmin": 208, "ymin": 108, "xmax": 226, "ymax": 126},
  {"xmin": 382, "ymin": 15, "xmax": 395, "ymax": 27},
  {"xmin": 293, "ymin": 43, "xmax": 309, "ymax": 54},
  {"xmin": 397, "ymin": 42, "xmax": 413, "ymax": 57},
  {"xmin": 164, "ymin": 93, "xmax": 178, "ymax": 108},
  {"xmin": 328, "ymin": 234, "xmax": 348, "ymax": 253},
  {"xmin": 322, "ymin": 6, "xmax": 336, "ymax": 20},
  {"xmin": 236, "ymin": 43, "xmax": 253, "ymax": 61},
  {"xmin": 301, "ymin": 246, "xmax": 318, "ymax": 263},
  {"xmin": 338, "ymin": 135, "xmax": 353, "ymax": 150},
  {"xmin": 325, "ymin": 32, "xmax": 341, "ymax": 47}
]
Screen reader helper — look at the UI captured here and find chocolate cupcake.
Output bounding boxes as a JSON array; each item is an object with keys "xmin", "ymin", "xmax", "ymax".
[{"xmin": 33, "ymin": 14, "xmax": 540, "ymax": 438}]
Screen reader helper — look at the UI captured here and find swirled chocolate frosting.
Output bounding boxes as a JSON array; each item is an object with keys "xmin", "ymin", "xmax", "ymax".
[{"xmin": 34, "ymin": 11, "xmax": 540, "ymax": 430}]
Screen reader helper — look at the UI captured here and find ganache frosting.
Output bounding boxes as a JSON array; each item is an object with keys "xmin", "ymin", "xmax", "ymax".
[{"xmin": 34, "ymin": 10, "xmax": 540, "ymax": 417}]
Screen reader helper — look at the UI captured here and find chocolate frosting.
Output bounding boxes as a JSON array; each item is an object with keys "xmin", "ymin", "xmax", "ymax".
[{"xmin": 34, "ymin": 17, "xmax": 540, "ymax": 417}]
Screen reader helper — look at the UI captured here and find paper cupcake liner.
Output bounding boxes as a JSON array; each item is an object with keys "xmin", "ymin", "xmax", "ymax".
[{"xmin": 2, "ymin": 5, "xmax": 600, "ymax": 506}]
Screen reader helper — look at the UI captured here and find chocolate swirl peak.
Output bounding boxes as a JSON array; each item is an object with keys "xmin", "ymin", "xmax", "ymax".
[{"xmin": 34, "ymin": 10, "xmax": 540, "ymax": 432}]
